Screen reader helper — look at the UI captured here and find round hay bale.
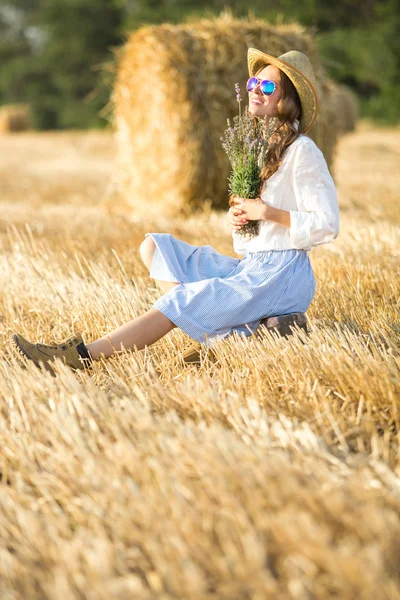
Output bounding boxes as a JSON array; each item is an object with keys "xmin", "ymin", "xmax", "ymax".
[
  {"xmin": 311, "ymin": 82, "xmax": 359, "ymax": 175},
  {"xmin": 113, "ymin": 15, "xmax": 340, "ymax": 217},
  {"xmin": 0, "ymin": 104, "xmax": 31, "ymax": 134},
  {"xmin": 331, "ymin": 83, "xmax": 359, "ymax": 134},
  {"xmin": 309, "ymin": 79, "xmax": 341, "ymax": 175}
]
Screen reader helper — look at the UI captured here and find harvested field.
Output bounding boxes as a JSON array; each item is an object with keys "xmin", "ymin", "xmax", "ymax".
[{"xmin": 0, "ymin": 121, "xmax": 400, "ymax": 599}]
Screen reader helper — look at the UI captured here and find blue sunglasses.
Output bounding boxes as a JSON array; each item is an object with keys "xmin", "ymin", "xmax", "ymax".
[{"xmin": 246, "ymin": 77, "xmax": 276, "ymax": 96}]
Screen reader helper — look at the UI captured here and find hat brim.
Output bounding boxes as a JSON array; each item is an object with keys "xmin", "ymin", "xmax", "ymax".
[{"xmin": 247, "ymin": 48, "xmax": 319, "ymax": 134}]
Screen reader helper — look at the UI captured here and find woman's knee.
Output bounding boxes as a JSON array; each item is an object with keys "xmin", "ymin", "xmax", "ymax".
[{"xmin": 139, "ymin": 236, "xmax": 156, "ymax": 268}]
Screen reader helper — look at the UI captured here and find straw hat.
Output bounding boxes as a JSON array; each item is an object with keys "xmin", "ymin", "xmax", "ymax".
[{"xmin": 247, "ymin": 48, "xmax": 319, "ymax": 133}]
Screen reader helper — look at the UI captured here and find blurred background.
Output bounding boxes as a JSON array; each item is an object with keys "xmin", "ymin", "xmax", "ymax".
[{"xmin": 1, "ymin": 0, "xmax": 399, "ymax": 131}]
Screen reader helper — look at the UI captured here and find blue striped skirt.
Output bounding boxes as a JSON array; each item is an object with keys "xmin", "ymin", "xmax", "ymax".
[{"xmin": 146, "ymin": 233, "xmax": 316, "ymax": 345}]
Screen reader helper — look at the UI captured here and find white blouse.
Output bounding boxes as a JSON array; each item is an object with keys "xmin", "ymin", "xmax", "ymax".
[{"xmin": 232, "ymin": 131, "xmax": 340, "ymax": 254}]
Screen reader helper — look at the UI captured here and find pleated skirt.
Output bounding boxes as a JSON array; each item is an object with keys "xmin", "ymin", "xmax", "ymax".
[{"xmin": 145, "ymin": 233, "xmax": 316, "ymax": 345}]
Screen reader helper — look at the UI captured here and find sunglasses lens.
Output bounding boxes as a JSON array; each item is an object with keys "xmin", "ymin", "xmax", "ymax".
[
  {"xmin": 260, "ymin": 80, "xmax": 276, "ymax": 95},
  {"xmin": 246, "ymin": 77, "xmax": 259, "ymax": 92}
]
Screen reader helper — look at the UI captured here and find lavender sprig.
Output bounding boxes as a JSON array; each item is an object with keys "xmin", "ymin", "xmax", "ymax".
[
  {"xmin": 221, "ymin": 85, "xmax": 278, "ymax": 239},
  {"xmin": 235, "ymin": 82, "xmax": 241, "ymax": 119}
]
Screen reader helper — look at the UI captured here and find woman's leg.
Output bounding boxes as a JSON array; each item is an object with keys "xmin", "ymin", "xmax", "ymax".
[
  {"xmin": 88, "ymin": 237, "xmax": 181, "ymax": 361},
  {"xmin": 86, "ymin": 308, "xmax": 176, "ymax": 360},
  {"xmin": 139, "ymin": 236, "xmax": 180, "ymax": 294},
  {"xmin": 12, "ymin": 308, "xmax": 176, "ymax": 370},
  {"xmin": 11, "ymin": 238, "xmax": 181, "ymax": 370}
]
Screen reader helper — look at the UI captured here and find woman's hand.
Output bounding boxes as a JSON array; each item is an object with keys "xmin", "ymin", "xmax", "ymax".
[
  {"xmin": 233, "ymin": 196, "xmax": 267, "ymax": 221},
  {"xmin": 227, "ymin": 204, "xmax": 249, "ymax": 231},
  {"xmin": 230, "ymin": 196, "xmax": 291, "ymax": 228}
]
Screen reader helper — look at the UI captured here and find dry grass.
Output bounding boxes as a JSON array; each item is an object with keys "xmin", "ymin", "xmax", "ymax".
[{"xmin": 0, "ymin": 121, "xmax": 400, "ymax": 598}]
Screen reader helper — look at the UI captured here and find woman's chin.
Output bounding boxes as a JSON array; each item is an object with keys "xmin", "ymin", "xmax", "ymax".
[{"xmin": 248, "ymin": 105, "xmax": 267, "ymax": 118}]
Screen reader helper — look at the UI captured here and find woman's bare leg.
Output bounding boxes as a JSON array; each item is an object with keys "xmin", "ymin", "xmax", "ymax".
[
  {"xmin": 87, "ymin": 237, "xmax": 183, "ymax": 360},
  {"xmin": 86, "ymin": 236, "xmax": 184, "ymax": 360},
  {"xmin": 139, "ymin": 236, "xmax": 180, "ymax": 294},
  {"xmin": 86, "ymin": 309, "xmax": 176, "ymax": 360}
]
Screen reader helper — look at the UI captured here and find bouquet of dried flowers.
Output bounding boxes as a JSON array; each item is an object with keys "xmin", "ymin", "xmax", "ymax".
[{"xmin": 221, "ymin": 83, "xmax": 277, "ymax": 239}]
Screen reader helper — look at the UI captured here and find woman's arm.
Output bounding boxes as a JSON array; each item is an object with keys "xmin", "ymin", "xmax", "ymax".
[
  {"xmin": 261, "ymin": 204, "xmax": 291, "ymax": 228},
  {"xmin": 233, "ymin": 139, "xmax": 339, "ymax": 248},
  {"xmin": 289, "ymin": 140, "xmax": 340, "ymax": 248}
]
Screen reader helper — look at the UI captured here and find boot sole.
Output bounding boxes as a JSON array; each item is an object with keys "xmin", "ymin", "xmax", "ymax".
[
  {"xmin": 182, "ymin": 343, "xmax": 216, "ymax": 365},
  {"xmin": 11, "ymin": 334, "xmax": 55, "ymax": 374}
]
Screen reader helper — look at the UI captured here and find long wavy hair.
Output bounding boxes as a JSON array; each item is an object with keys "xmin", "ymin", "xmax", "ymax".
[{"xmin": 257, "ymin": 67, "xmax": 302, "ymax": 186}]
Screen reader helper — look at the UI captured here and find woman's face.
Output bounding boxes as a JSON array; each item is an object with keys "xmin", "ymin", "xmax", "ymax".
[{"xmin": 248, "ymin": 64, "xmax": 282, "ymax": 120}]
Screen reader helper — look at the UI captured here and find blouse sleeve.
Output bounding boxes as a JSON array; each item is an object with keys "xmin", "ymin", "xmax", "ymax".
[{"xmin": 289, "ymin": 139, "xmax": 340, "ymax": 249}]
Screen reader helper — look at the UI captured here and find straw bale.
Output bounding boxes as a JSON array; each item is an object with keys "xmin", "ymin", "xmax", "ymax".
[
  {"xmin": 311, "ymin": 82, "xmax": 359, "ymax": 173},
  {"xmin": 0, "ymin": 104, "xmax": 31, "ymax": 133},
  {"xmin": 113, "ymin": 16, "xmax": 341, "ymax": 217},
  {"xmin": 331, "ymin": 83, "xmax": 359, "ymax": 134},
  {"xmin": 310, "ymin": 79, "xmax": 340, "ymax": 174}
]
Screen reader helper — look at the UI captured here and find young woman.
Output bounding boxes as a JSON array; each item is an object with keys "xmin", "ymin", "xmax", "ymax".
[{"xmin": 11, "ymin": 49, "xmax": 339, "ymax": 372}]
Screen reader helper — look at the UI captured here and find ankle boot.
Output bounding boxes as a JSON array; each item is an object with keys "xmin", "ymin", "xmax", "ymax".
[{"xmin": 11, "ymin": 333, "xmax": 92, "ymax": 373}]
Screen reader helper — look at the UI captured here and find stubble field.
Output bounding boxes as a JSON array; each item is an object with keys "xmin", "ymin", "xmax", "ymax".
[{"xmin": 0, "ymin": 122, "xmax": 400, "ymax": 599}]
